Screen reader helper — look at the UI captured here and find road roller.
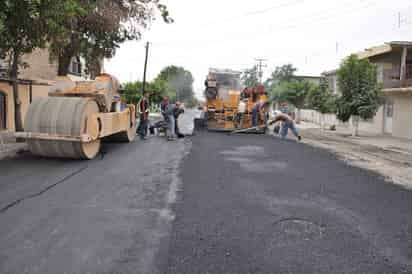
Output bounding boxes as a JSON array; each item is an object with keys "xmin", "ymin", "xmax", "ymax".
[{"xmin": 15, "ymin": 74, "xmax": 137, "ymax": 160}]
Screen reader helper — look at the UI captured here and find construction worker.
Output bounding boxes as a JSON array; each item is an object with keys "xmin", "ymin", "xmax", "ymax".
[
  {"xmin": 236, "ymin": 99, "xmax": 247, "ymax": 128},
  {"xmin": 174, "ymin": 101, "xmax": 185, "ymax": 138},
  {"xmin": 164, "ymin": 101, "xmax": 177, "ymax": 141},
  {"xmin": 137, "ymin": 92, "xmax": 150, "ymax": 140},
  {"xmin": 160, "ymin": 96, "xmax": 169, "ymax": 119},
  {"xmin": 269, "ymin": 111, "xmax": 302, "ymax": 141},
  {"xmin": 252, "ymin": 100, "xmax": 269, "ymax": 127}
]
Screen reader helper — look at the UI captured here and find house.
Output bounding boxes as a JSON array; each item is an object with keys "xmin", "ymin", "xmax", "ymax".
[
  {"xmin": 0, "ymin": 48, "xmax": 100, "ymax": 133},
  {"xmin": 322, "ymin": 41, "xmax": 412, "ymax": 140},
  {"xmin": 293, "ymin": 75, "xmax": 323, "ymax": 85}
]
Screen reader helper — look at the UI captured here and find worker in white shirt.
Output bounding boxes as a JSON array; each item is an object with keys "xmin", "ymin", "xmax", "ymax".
[{"xmin": 236, "ymin": 99, "xmax": 247, "ymax": 128}]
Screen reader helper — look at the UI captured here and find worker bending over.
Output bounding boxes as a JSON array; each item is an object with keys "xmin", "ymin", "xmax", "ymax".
[{"xmin": 269, "ymin": 111, "xmax": 302, "ymax": 141}]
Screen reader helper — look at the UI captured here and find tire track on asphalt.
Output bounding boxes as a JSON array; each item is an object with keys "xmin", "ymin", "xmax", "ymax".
[{"xmin": 0, "ymin": 166, "xmax": 89, "ymax": 214}]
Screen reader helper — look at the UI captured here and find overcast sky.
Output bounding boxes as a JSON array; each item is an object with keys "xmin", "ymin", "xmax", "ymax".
[{"xmin": 105, "ymin": 0, "xmax": 412, "ymax": 99}]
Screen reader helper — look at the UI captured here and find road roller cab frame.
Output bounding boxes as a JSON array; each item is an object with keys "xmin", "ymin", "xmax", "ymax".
[
  {"xmin": 15, "ymin": 74, "xmax": 137, "ymax": 160},
  {"xmin": 204, "ymin": 68, "xmax": 269, "ymax": 133}
]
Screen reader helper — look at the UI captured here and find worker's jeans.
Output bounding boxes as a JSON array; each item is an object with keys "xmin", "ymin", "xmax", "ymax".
[
  {"xmin": 167, "ymin": 115, "xmax": 176, "ymax": 139},
  {"xmin": 280, "ymin": 121, "xmax": 299, "ymax": 139}
]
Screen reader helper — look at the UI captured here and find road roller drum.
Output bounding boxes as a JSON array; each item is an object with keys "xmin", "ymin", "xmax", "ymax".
[
  {"xmin": 16, "ymin": 74, "xmax": 137, "ymax": 160},
  {"xmin": 25, "ymin": 97, "xmax": 102, "ymax": 159}
]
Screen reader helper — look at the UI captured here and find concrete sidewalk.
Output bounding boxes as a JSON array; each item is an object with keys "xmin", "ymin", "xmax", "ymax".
[
  {"xmin": 295, "ymin": 122, "xmax": 412, "ymax": 188},
  {"xmin": 299, "ymin": 121, "xmax": 412, "ymax": 155},
  {"xmin": 0, "ymin": 131, "xmax": 27, "ymax": 160}
]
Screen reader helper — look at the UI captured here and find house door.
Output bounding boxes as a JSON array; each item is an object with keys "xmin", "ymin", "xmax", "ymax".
[
  {"xmin": 0, "ymin": 92, "xmax": 6, "ymax": 130},
  {"xmin": 384, "ymin": 99, "xmax": 394, "ymax": 134}
]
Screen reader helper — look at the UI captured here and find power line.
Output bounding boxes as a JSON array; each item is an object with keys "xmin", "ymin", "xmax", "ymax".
[{"xmin": 152, "ymin": 0, "xmax": 380, "ymax": 48}]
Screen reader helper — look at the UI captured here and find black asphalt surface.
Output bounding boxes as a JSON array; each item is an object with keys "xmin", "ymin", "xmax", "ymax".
[
  {"xmin": 164, "ymin": 132, "xmax": 412, "ymax": 274},
  {"xmin": 1, "ymin": 122, "xmax": 412, "ymax": 274},
  {"xmin": 0, "ymin": 136, "xmax": 190, "ymax": 274}
]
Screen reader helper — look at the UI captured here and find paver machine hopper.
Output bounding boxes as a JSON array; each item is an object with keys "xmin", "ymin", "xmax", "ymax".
[
  {"xmin": 204, "ymin": 68, "xmax": 269, "ymax": 132},
  {"xmin": 16, "ymin": 74, "xmax": 137, "ymax": 159}
]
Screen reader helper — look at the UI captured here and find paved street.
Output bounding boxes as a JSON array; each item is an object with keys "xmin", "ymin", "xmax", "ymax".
[
  {"xmin": 164, "ymin": 132, "xmax": 412, "ymax": 274},
  {"xmin": 0, "ymin": 136, "xmax": 190, "ymax": 274},
  {"xmin": 1, "ymin": 123, "xmax": 412, "ymax": 273}
]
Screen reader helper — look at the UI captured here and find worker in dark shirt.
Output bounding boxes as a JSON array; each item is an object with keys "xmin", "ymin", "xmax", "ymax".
[
  {"xmin": 160, "ymin": 96, "xmax": 169, "ymax": 119},
  {"xmin": 137, "ymin": 92, "xmax": 150, "ymax": 140}
]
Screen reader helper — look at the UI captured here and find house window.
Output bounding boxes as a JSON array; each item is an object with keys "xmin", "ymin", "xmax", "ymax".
[
  {"xmin": 0, "ymin": 91, "xmax": 6, "ymax": 130},
  {"xmin": 0, "ymin": 59, "xmax": 7, "ymax": 77},
  {"xmin": 69, "ymin": 57, "xmax": 82, "ymax": 75},
  {"xmin": 386, "ymin": 101, "xmax": 394, "ymax": 118},
  {"xmin": 377, "ymin": 64, "xmax": 384, "ymax": 83}
]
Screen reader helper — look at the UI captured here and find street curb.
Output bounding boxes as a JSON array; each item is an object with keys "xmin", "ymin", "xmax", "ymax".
[{"xmin": 0, "ymin": 144, "xmax": 28, "ymax": 160}]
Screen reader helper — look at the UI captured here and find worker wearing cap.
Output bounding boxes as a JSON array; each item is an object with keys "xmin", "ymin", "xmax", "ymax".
[
  {"xmin": 269, "ymin": 111, "xmax": 301, "ymax": 141},
  {"xmin": 137, "ymin": 92, "xmax": 150, "ymax": 140}
]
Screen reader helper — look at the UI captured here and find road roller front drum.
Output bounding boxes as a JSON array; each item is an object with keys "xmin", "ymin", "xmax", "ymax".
[{"xmin": 22, "ymin": 97, "xmax": 136, "ymax": 160}]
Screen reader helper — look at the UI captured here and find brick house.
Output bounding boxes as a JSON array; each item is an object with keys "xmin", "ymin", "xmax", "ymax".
[{"xmin": 0, "ymin": 48, "xmax": 99, "ymax": 132}]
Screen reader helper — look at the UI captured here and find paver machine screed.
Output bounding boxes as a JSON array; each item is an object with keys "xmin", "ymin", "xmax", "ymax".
[{"xmin": 16, "ymin": 74, "xmax": 137, "ymax": 159}]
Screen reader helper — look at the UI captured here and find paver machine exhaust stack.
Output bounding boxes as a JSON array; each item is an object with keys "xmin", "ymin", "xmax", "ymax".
[
  {"xmin": 204, "ymin": 68, "xmax": 269, "ymax": 133},
  {"xmin": 15, "ymin": 74, "xmax": 137, "ymax": 159}
]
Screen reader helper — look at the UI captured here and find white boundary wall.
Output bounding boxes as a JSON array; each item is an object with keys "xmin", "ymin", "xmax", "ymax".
[{"xmin": 300, "ymin": 108, "xmax": 384, "ymax": 135}]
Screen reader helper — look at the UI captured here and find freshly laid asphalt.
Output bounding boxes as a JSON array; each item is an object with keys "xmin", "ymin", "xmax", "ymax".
[
  {"xmin": 164, "ymin": 131, "xmax": 412, "ymax": 274},
  {"xmin": 1, "ymin": 124, "xmax": 412, "ymax": 273},
  {"xmin": 0, "ymin": 136, "xmax": 190, "ymax": 274}
]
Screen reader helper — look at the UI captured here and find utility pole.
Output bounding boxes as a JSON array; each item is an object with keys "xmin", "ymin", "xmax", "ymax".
[
  {"xmin": 255, "ymin": 58, "xmax": 267, "ymax": 84},
  {"xmin": 141, "ymin": 42, "xmax": 150, "ymax": 96}
]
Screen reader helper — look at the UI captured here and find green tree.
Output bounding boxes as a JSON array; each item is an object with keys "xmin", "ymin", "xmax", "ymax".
[
  {"xmin": 0, "ymin": 0, "xmax": 80, "ymax": 131},
  {"xmin": 268, "ymin": 64, "xmax": 297, "ymax": 84},
  {"xmin": 122, "ymin": 65, "xmax": 196, "ymax": 108},
  {"xmin": 156, "ymin": 65, "xmax": 195, "ymax": 103},
  {"xmin": 265, "ymin": 64, "xmax": 297, "ymax": 101},
  {"xmin": 241, "ymin": 65, "xmax": 259, "ymax": 87},
  {"xmin": 336, "ymin": 54, "xmax": 381, "ymax": 136},
  {"xmin": 307, "ymin": 78, "xmax": 336, "ymax": 114},
  {"xmin": 49, "ymin": 0, "xmax": 173, "ymax": 77},
  {"xmin": 281, "ymin": 79, "xmax": 314, "ymax": 123},
  {"xmin": 307, "ymin": 78, "xmax": 337, "ymax": 129},
  {"xmin": 121, "ymin": 81, "xmax": 142, "ymax": 104},
  {"xmin": 121, "ymin": 79, "xmax": 167, "ymax": 105}
]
